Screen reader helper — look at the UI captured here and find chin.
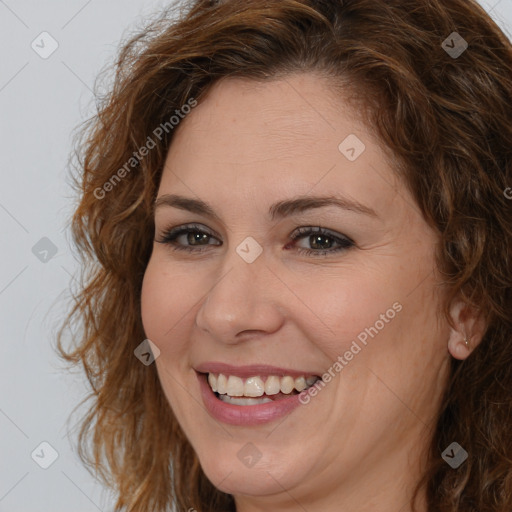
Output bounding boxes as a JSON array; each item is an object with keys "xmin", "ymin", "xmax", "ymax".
[
  {"xmin": 192, "ymin": 437, "xmax": 315, "ymax": 498},
  {"xmin": 198, "ymin": 454, "xmax": 294, "ymax": 496}
]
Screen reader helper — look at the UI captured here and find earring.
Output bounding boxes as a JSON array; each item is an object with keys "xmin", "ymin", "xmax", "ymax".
[{"xmin": 464, "ymin": 335, "xmax": 471, "ymax": 349}]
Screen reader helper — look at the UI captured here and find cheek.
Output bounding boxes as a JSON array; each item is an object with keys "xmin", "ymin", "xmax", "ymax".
[
  {"xmin": 285, "ymin": 265, "xmax": 404, "ymax": 359},
  {"xmin": 290, "ymin": 260, "xmax": 440, "ymax": 377},
  {"xmin": 140, "ymin": 262, "xmax": 166, "ymax": 342},
  {"xmin": 140, "ymin": 257, "xmax": 193, "ymax": 355},
  {"xmin": 141, "ymin": 260, "xmax": 200, "ymax": 418}
]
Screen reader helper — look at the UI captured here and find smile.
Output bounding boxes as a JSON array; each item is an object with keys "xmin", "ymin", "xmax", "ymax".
[
  {"xmin": 208, "ymin": 373, "xmax": 319, "ymax": 405},
  {"xmin": 195, "ymin": 363, "xmax": 321, "ymax": 425}
]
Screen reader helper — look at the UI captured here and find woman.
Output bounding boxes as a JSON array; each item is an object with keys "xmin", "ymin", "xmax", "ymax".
[{"xmin": 58, "ymin": 0, "xmax": 512, "ymax": 511}]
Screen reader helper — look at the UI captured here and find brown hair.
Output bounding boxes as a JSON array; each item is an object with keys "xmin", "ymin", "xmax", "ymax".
[{"xmin": 57, "ymin": 0, "xmax": 512, "ymax": 510}]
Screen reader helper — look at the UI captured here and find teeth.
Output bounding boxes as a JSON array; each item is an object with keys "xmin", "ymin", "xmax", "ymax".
[
  {"xmin": 208, "ymin": 373, "xmax": 217, "ymax": 392},
  {"xmin": 219, "ymin": 395, "xmax": 273, "ymax": 406},
  {"xmin": 280, "ymin": 376, "xmax": 295, "ymax": 394},
  {"xmin": 294, "ymin": 376, "xmax": 307, "ymax": 392},
  {"xmin": 265, "ymin": 376, "xmax": 281, "ymax": 395},
  {"xmin": 207, "ymin": 373, "xmax": 319, "ymax": 398},
  {"xmin": 244, "ymin": 376, "xmax": 265, "ymax": 397},
  {"xmin": 226, "ymin": 375, "xmax": 244, "ymax": 396},
  {"xmin": 217, "ymin": 374, "xmax": 228, "ymax": 395},
  {"xmin": 306, "ymin": 376, "xmax": 318, "ymax": 386}
]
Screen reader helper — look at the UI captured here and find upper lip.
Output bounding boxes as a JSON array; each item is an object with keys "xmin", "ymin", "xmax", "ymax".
[{"xmin": 195, "ymin": 362, "xmax": 320, "ymax": 379}]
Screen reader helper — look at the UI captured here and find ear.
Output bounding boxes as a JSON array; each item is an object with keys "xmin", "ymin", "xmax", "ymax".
[{"xmin": 447, "ymin": 299, "xmax": 486, "ymax": 360}]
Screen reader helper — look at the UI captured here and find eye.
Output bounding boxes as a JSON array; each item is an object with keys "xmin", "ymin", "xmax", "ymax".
[
  {"xmin": 155, "ymin": 223, "xmax": 354, "ymax": 257},
  {"xmin": 155, "ymin": 223, "xmax": 221, "ymax": 252},
  {"xmin": 288, "ymin": 226, "xmax": 354, "ymax": 257}
]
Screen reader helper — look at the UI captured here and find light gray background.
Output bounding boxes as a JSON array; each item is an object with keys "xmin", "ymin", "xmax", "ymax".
[{"xmin": 1, "ymin": 1, "xmax": 511, "ymax": 511}]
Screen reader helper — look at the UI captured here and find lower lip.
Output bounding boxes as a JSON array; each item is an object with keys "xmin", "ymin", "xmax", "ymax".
[{"xmin": 197, "ymin": 372, "xmax": 304, "ymax": 426}]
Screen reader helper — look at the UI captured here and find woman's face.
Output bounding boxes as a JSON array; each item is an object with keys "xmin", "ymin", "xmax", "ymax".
[{"xmin": 141, "ymin": 74, "xmax": 451, "ymax": 509}]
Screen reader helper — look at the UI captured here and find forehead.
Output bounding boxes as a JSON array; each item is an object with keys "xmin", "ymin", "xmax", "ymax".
[
  {"xmin": 159, "ymin": 73, "xmax": 404, "ymax": 219},
  {"xmin": 169, "ymin": 74, "xmax": 362, "ymax": 160}
]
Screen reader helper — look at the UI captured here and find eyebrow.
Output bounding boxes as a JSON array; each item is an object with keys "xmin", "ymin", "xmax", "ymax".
[{"xmin": 153, "ymin": 193, "xmax": 378, "ymax": 221}]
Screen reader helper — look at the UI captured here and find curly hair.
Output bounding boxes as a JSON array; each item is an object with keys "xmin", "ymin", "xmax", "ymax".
[{"xmin": 57, "ymin": 0, "xmax": 512, "ymax": 510}]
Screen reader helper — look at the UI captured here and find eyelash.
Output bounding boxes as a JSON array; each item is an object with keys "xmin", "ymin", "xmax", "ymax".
[{"xmin": 155, "ymin": 223, "xmax": 354, "ymax": 257}]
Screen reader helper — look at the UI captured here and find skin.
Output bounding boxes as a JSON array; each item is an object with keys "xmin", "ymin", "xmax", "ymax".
[{"xmin": 140, "ymin": 73, "xmax": 480, "ymax": 512}]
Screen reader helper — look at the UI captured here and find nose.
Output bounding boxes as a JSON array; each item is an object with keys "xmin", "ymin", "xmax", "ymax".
[{"xmin": 194, "ymin": 248, "xmax": 284, "ymax": 344}]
